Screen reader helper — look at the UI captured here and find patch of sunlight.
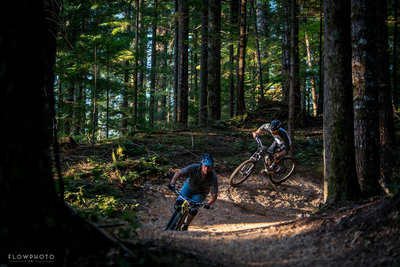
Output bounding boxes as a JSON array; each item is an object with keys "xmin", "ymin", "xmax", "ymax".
[{"xmin": 190, "ymin": 221, "xmax": 286, "ymax": 233}]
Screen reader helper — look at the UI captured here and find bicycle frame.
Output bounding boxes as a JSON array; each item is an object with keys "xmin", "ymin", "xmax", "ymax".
[
  {"xmin": 251, "ymin": 137, "xmax": 271, "ymax": 170},
  {"xmin": 166, "ymin": 189, "xmax": 206, "ymax": 231}
]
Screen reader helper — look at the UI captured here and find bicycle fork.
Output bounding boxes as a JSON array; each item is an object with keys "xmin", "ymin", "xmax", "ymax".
[{"xmin": 176, "ymin": 202, "xmax": 190, "ymax": 230}]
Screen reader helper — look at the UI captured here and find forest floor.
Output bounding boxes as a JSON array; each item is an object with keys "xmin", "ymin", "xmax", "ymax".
[{"xmin": 60, "ymin": 118, "xmax": 400, "ymax": 266}]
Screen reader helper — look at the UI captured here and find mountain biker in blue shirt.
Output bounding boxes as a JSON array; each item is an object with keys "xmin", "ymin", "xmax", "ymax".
[
  {"xmin": 167, "ymin": 154, "xmax": 218, "ymax": 231},
  {"xmin": 252, "ymin": 119, "xmax": 291, "ymax": 171}
]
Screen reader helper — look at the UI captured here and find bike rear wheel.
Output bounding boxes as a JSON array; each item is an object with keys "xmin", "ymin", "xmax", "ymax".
[
  {"xmin": 229, "ymin": 159, "xmax": 257, "ymax": 187},
  {"xmin": 269, "ymin": 157, "xmax": 296, "ymax": 185}
]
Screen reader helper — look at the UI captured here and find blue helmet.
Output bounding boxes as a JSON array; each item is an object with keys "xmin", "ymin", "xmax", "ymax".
[
  {"xmin": 201, "ymin": 154, "xmax": 214, "ymax": 166},
  {"xmin": 269, "ymin": 119, "xmax": 281, "ymax": 131}
]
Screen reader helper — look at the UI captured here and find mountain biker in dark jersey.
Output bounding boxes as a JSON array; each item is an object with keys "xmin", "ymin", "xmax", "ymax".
[
  {"xmin": 252, "ymin": 119, "xmax": 291, "ymax": 171},
  {"xmin": 167, "ymin": 154, "xmax": 218, "ymax": 231}
]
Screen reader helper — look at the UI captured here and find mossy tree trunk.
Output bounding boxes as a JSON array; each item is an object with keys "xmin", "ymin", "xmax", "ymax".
[{"xmin": 323, "ymin": 0, "xmax": 361, "ymax": 202}]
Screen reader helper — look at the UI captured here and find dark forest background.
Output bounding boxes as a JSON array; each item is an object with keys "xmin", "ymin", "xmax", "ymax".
[{"xmin": 1, "ymin": 0, "xmax": 399, "ymax": 265}]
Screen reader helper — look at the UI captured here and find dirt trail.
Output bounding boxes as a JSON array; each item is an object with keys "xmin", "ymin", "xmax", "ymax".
[{"xmin": 135, "ymin": 168, "xmax": 326, "ymax": 266}]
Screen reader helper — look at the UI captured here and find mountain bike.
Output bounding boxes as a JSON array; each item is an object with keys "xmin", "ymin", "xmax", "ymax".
[
  {"xmin": 165, "ymin": 189, "xmax": 208, "ymax": 231},
  {"xmin": 229, "ymin": 137, "xmax": 296, "ymax": 186}
]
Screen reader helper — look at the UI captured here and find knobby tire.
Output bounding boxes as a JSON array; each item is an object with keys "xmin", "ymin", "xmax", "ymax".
[
  {"xmin": 229, "ymin": 159, "xmax": 256, "ymax": 187},
  {"xmin": 169, "ymin": 212, "xmax": 184, "ymax": 230},
  {"xmin": 165, "ymin": 210, "xmax": 179, "ymax": 230},
  {"xmin": 269, "ymin": 157, "xmax": 296, "ymax": 185}
]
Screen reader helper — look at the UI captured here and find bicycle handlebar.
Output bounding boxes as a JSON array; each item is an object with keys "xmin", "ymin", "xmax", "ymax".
[{"xmin": 173, "ymin": 188, "xmax": 208, "ymax": 208}]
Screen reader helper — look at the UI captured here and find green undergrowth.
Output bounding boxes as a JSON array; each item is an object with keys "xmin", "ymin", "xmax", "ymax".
[{"xmin": 61, "ymin": 145, "xmax": 174, "ymax": 231}]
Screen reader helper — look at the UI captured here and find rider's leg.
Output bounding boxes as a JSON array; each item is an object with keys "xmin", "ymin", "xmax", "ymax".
[
  {"xmin": 267, "ymin": 141, "xmax": 278, "ymax": 155},
  {"xmin": 265, "ymin": 141, "xmax": 278, "ymax": 171},
  {"xmin": 184, "ymin": 210, "xmax": 197, "ymax": 228}
]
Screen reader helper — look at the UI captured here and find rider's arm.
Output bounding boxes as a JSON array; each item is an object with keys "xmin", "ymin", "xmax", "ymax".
[
  {"xmin": 253, "ymin": 123, "xmax": 271, "ymax": 138},
  {"xmin": 208, "ymin": 193, "xmax": 217, "ymax": 205},
  {"xmin": 252, "ymin": 128, "xmax": 263, "ymax": 138},
  {"xmin": 170, "ymin": 170, "xmax": 182, "ymax": 186}
]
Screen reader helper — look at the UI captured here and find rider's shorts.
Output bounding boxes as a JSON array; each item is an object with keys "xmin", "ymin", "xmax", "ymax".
[
  {"xmin": 268, "ymin": 141, "xmax": 289, "ymax": 155},
  {"xmin": 178, "ymin": 181, "xmax": 207, "ymax": 207}
]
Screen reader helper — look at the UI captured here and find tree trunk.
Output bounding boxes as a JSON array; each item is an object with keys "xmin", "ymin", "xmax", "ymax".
[
  {"xmin": 0, "ymin": 0, "xmax": 61, "ymax": 256},
  {"xmin": 305, "ymin": 34, "xmax": 317, "ymax": 117},
  {"xmin": 394, "ymin": 0, "xmax": 399, "ymax": 109},
  {"xmin": 323, "ymin": 0, "xmax": 361, "ymax": 202},
  {"xmin": 92, "ymin": 44, "xmax": 98, "ymax": 140},
  {"xmin": 137, "ymin": 2, "xmax": 147, "ymax": 127},
  {"xmin": 106, "ymin": 65, "xmax": 110, "ymax": 138},
  {"xmin": 376, "ymin": 1, "xmax": 397, "ymax": 185},
  {"xmin": 133, "ymin": 0, "xmax": 141, "ymax": 128},
  {"xmin": 199, "ymin": 0, "xmax": 208, "ymax": 124},
  {"xmin": 288, "ymin": 0, "xmax": 299, "ymax": 140},
  {"xmin": 122, "ymin": 60, "xmax": 129, "ymax": 134},
  {"xmin": 228, "ymin": 0, "xmax": 239, "ymax": 118},
  {"xmin": 159, "ymin": 44, "xmax": 168, "ymax": 123},
  {"xmin": 65, "ymin": 82, "xmax": 75, "ymax": 135},
  {"xmin": 149, "ymin": 0, "xmax": 158, "ymax": 128},
  {"xmin": 251, "ymin": 0, "xmax": 264, "ymax": 100},
  {"xmin": 207, "ymin": 0, "xmax": 222, "ymax": 120},
  {"xmin": 351, "ymin": 0, "xmax": 381, "ymax": 197},
  {"xmin": 174, "ymin": 0, "xmax": 180, "ymax": 123},
  {"xmin": 236, "ymin": 0, "xmax": 247, "ymax": 116},
  {"xmin": 178, "ymin": 0, "xmax": 189, "ymax": 126},
  {"xmin": 317, "ymin": 0, "xmax": 324, "ymax": 116},
  {"xmin": 281, "ymin": 0, "xmax": 291, "ymax": 103}
]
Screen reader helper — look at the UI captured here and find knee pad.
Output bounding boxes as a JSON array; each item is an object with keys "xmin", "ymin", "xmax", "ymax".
[{"xmin": 189, "ymin": 207, "xmax": 198, "ymax": 216}]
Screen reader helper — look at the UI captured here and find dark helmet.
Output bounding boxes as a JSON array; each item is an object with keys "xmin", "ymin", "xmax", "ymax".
[
  {"xmin": 269, "ymin": 119, "xmax": 281, "ymax": 131},
  {"xmin": 201, "ymin": 153, "xmax": 214, "ymax": 166}
]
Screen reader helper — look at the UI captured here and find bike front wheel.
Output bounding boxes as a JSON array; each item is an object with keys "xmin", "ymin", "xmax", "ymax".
[
  {"xmin": 168, "ymin": 212, "xmax": 184, "ymax": 230},
  {"xmin": 269, "ymin": 157, "xmax": 296, "ymax": 185},
  {"xmin": 165, "ymin": 210, "xmax": 179, "ymax": 230},
  {"xmin": 229, "ymin": 159, "xmax": 257, "ymax": 187}
]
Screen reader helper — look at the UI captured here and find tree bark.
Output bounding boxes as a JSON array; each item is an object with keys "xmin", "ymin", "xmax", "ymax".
[
  {"xmin": 199, "ymin": 0, "xmax": 209, "ymax": 124},
  {"xmin": 207, "ymin": 0, "xmax": 222, "ymax": 120},
  {"xmin": 174, "ymin": 0, "xmax": 180, "ymax": 123},
  {"xmin": 376, "ymin": 1, "xmax": 397, "ymax": 185},
  {"xmin": 394, "ymin": 0, "xmax": 399, "ymax": 109},
  {"xmin": 133, "ymin": 0, "xmax": 141, "ymax": 128},
  {"xmin": 317, "ymin": 0, "xmax": 324, "ymax": 116},
  {"xmin": 149, "ymin": 0, "xmax": 158, "ymax": 128},
  {"xmin": 323, "ymin": 0, "xmax": 361, "ymax": 202},
  {"xmin": 251, "ymin": 0, "xmax": 264, "ymax": 100},
  {"xmin": 228, "ymin": 0, "xmax": 239, "ymax": 118},
  {"xmin": 281, "ymin": 0, "xmax": 291, "ymax": 103},
  {"xmin": 288, "ymin": 0, "xmax": 299, "ymax": 140},
  {"xmin": 236, "ymin": 0, "xmax": 247, "ymax": 116},
  {"xmin": 351, "ymin": 0, "xmax": 381, "ymax": 197},
  {"xmin": 178, "ymin": 0, "xmax": 189, "ymax": 125},
  {"xmin": 305, "ymin": 34, "xmax": 317, "ymax": 117},
  {"xmin": 92, "ymin": 44, "xmax": 98, "ymax": 140},
  {"xmin": 0, "ymin": 0, "xmax": 61, "ymax": 255}
]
